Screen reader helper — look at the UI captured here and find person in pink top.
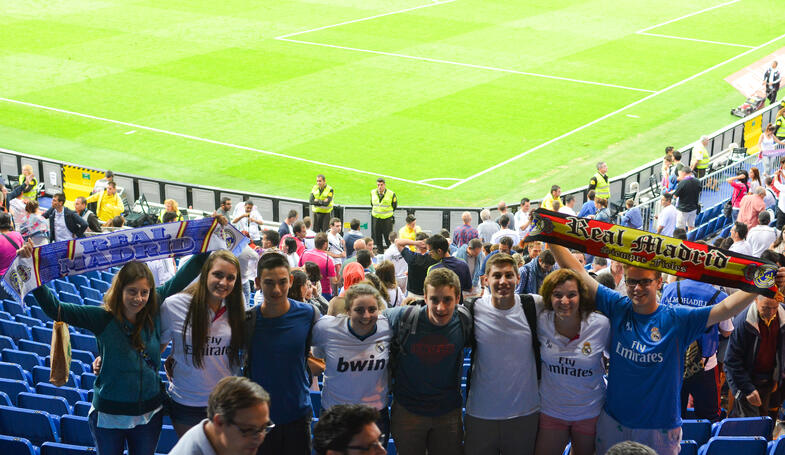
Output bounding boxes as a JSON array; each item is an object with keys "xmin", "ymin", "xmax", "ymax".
[
  {"xmin": 738, "ymin": 187, "xmax": 767, "ymax": 228},
  {"xmin": 0, "ymin": 213, "xmax": 24, "ymax": 300},
  {"xmin": 299, "ymin": 232, "xmax": 337, "ymax": 299},
  {"xmin": 727, "ymin": 170, "xmax": 750, "ymax": 222}
]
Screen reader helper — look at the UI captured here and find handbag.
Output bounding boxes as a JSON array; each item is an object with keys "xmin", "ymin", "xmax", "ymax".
[{"xmin": 49, "ymin": 305, "xmax": 72, "ymax": 386}]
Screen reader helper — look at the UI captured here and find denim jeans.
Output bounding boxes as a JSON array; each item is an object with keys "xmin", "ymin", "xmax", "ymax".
[{"xmin": 88, "ymin": 409, "xmax": 163, "ymax": 455}]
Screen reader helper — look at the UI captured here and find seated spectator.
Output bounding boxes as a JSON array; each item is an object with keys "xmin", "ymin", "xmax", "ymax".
[
  {"xmin": 214, "ymin": 196, "xmax": 232, "ymax": 219},
  {"xmin": 748, "ymin": 211, "xmax": 779, "ymax": 256},
  {"xmin": 725, "ymin": 293, "xmax": 785, "ymax": 417},
  {"xmin": 729, "ymin": 222, "xmax": 752, "ymax": 256},
  {"xmin": 158, "ymin": 198, "xmax": 184, "ymax": 222},
  {"xmin": 621, "ymin": 199, "xmax": 643, "ymax": 229},
  {"xmin": 18, "ymin": 199, "xmax": 48, "ymax": 246},
  {"xmin": 169, "ymin": 376, "xmax": 272, "ymax": 455},
  {"xmin": 313, "ymin": 405, "xmax": 385, "ymax": 455},
  {"xmin": 738, "ymin": 187, "xmax": 767, "ymax": 228},
  {"xmin": 477, "ymin": 208, "xmax": 500, "ymax": 243}
]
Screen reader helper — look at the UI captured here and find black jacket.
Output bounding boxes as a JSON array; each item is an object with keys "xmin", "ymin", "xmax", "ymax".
[
  {"xmin": 76, "ymin": 209, "xmax": 103, "ymax": 233},
  {"xmin": 43, "ymin": 207, "xmax": 88, "ymax": 241}
]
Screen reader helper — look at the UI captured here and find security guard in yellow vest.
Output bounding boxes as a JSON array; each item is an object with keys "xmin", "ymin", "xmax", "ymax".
[
  {"xmin": 370, "ymin": 177, "xmax": 397, "ymax": 250},
  {"xmin": 589, "ymin": 162, "xmax": 610, "ymax": 201},
  {"xmin": 17, "ymin": 164, "xmax": 38, "ymax": 201},
  {"xmin": 775, "ymin": 108, "xmax": 785, "ymax": 140},
  {"xmin": 691, "ymin": 136, "xmax": 710, "ymax": 178},
  {"xmin": 309, "ymin": 174, "xmax": 334, "ymax": 232}
]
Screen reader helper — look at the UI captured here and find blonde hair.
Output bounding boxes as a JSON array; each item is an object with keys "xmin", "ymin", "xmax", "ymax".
[{"xmin": 164, "ymin": 199, "xmax": 179, "ymax": 212}]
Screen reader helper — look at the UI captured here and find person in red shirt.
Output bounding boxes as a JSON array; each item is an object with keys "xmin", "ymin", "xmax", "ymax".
[
  {"xmin": 738, "ymin": 187, "xmax": 767, "ymax": 228},
  {"xmin": 299, "ymin": 233, "xmax": 338, "ymax": 300}
]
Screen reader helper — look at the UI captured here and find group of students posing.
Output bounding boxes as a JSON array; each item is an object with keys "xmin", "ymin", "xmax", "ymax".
[{"xmin": 22, "ymin": 225, "xmax": 785, "ymax": 455}]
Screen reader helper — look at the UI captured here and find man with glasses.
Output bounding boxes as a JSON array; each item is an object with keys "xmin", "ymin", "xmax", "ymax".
[
  {"xmin": 313, "ymin": 404, "xmax": 387, "ymax": 455},
  {"xmin": 550, "ymin": 244, "xmax": 785, "ymax": 454},
  {"xmin": 170, "ymin": 376, "xmax": 273, "ymax": 455}
]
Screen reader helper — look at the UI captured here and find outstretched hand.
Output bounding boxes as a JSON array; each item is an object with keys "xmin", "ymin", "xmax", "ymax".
[{"xmin": 16, "ymin": 239, "xmax": 33, "ymax": 258}]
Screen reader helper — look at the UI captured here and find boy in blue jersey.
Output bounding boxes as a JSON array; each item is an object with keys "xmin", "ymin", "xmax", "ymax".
[
  {"xmin": 247, "ymin": 253, "xmax": 318, "ymax": 455},
  {"xmin": 550, "ymin": 244, "xmax": 785, "ymax": 455}
]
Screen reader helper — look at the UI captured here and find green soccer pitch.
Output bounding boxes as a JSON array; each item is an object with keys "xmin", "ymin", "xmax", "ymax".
[{"xmin": 1, "ymin": 0, "xmax": 784, "ymax": 207}]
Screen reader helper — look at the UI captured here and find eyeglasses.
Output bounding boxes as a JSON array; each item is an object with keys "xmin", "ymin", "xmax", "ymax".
[
  {"xmin": 345, "ymin": 441, "xmax": 386, "ymax": 452},
  {"xmin": 229, "ymin": 420, "xmax": 275, "ymax": 438},
  {"xmin": 625, "ymin": 278, "xmax": 655, "ymax": 287}
]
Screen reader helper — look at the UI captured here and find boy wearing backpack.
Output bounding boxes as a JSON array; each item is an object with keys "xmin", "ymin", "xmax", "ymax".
[
  {"xmin": 385, "ymin": 268, "xmax": 471, "ymax": 455},
  {"xmin": 464, "ymin": 253, "xmax": 543, "ymax": 455}
]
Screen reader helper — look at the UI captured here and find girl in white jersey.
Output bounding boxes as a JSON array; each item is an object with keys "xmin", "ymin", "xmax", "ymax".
[
  {"xmin": 160, "ymin": 250, "xmax": 247, "ymax": 437},
  {"xmin": 759, "ymin": 123, "xmax": 785, "ymax": 175},
  {"xmin": 534, "ymin": 269, "xmax": 610, "ymax": 455},
  {"xmin": 311, "ymin": 283, "xmax": 392, "ymax": 444}
]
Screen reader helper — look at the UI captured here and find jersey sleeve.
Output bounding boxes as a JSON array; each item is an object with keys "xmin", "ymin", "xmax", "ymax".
[
  {"xmin": 594, "ymin": 284, "xmax": 629, "ymax": 319},
  {"xmin": 676, "ymin": 305, "xmax": 713, "ymax": 345}
]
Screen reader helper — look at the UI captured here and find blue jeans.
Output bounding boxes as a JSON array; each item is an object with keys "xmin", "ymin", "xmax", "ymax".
[{"xmin": 88, "ymin": 409, "xmax": 163, "ymax": 455}]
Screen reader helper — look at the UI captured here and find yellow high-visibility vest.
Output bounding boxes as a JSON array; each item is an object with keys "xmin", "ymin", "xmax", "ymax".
[
  {"xmin": 18, "ymin": 175, "xmax": 37, "ymax": 200},
  {"xmin": 592, "ymin": 173, "xmax": 610, "ymax": 199},
  {"xmin": 695, "ymin": 145, "xmax": 710, "ymax": 170},
  {"xmin": 371, "ymin": 189, "xmax": 395, "ymax": 219},
  {"xmin": 311, "ymin": 185, "xmax": 334, "ymax": 213}
]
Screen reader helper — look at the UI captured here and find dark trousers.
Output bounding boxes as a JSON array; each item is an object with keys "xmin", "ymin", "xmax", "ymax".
[
  {"xmin": 695, "ymin": 168, "xmax": 706, "ymax": 179},
  {"xmin": 731, "ymin": 376, "xmax": 776, "ymax": 418},
  {"xmin": 313, "ymin": 212, "xmax": 331, "ymax": 233},
  {"xmin": 372, "ymin": 216, "xmax": 394, "ymax": 250},
  {"xmin": 681, "ymin": 366, "xmax": 720, "ymax": 422},
  {"xmin": 257, "ymin": 414, "xmax": 311, "ymax": 455},
  {"xmin": 777, "ymin": 207, "xmax": 785, "ymax": 231},
  {"xmin": 768, "ymin": 85, "xmax": 780, "ymax": 105}
]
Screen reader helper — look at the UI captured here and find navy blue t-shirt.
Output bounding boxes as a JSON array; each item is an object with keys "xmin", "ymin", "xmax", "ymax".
[
  {"xmin": 429, "ymin": 256, "xmax": 472, "ymax": 292},
  {"xmin": 250, "ymin": 299, "xmax": 315, "ymax": 424}
]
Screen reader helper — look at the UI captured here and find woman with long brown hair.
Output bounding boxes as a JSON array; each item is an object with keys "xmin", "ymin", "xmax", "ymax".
[
  {"xmin": 24, "ymin": 238, "xmax": 210, "ymax": 455},
  {"xmin": 160, "ymin": 250, "xmax": 246, "ymax": 437}
]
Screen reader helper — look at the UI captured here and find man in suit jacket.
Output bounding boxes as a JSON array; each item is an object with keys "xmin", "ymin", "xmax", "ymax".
[{"xmin": 43, "ymin": 193, "xmax": 88, "ymax": 242}]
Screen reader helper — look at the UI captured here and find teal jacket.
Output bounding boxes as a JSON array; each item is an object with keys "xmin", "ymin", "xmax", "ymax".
[{"xmin": 34, "ymin": 253, "xmax": 209, "ymax": 416}]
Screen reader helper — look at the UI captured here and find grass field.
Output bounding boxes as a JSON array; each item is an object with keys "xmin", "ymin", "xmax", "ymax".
[{"xmin": 2, "ymin": 0, "xmax": 785, "ymax": 207}]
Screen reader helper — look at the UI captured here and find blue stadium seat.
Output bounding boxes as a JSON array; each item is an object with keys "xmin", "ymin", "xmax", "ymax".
[
  {"xmin": 0, "ymin": 310, "xmax": 11, "ymax": 320},
  {"xmin": 80, "ymin": 373, "xmax": 96, "ymax": 390},
  {"xmin": 70, "ymin": 360, "xmax": 89, "ymax": 375},
  {"xmin": 18, "ymin": 392, "xmax": 71, "ymax": 420},
  {"xmin": 32, "ymin": 325, "xmax": 54, "ymax": 344},
  {"xmin": 157, "ymin": 425, "xmax": 178, "ymax": 453},
  {"xmin": 562, "ymin": 442, "xmax": 571, "ymax": 455},
  {"xmin": 60, "ymin": 415, "xmax": 93, "ymax": 446},
  {"xmin": 80, "ymin": 287, "xmax": 102, "ymax": 302},
  {"xmin": 83, "ymin": 297, "xmax": 102, "ymax": 307},
  {"xmin": 70, "ymin": 333, "xmax": 98, "ymax": 356},
  {"xmin": 0, "ymin": 378, "xmax": 32, "ymax": 404},
  {"xmin": 2, "ymin": 348, "xmax": 42, "ymax": 372},
  {"xmin": 30, "ymin": 305, "xmax": 54, "ymax": 323},
  {"xmin": 68, "ymin": 275, "xmax": 90, "ymax": 291},
  {"xmin": 712, "ymin": 416, "xmax": 774, "ymax": 439},
  {"xmin": 99, "ymin": 271, "xmax": 114, "ymax": 283},
  {"xmin": 41, "ymin": 441, "xmax": 96, "ymax": 455},
  {"xmin": 23, "ymin": 294, "xmax": 39, "ymax": 308},
  {"xmin": 14, "ymin": 314, "xmax": 43, "ymax": 328},
  {"xmin": 0, "ymin": 435, "xmax": 37, "ymax": 455},
  {"xmin": 696, "ymin": 224, "xmax": 708, "ymax": 240},
  {"xmin": 311, "ymin": 391, "xmax": 321, "ymax": 417},
  {"xmin": 696, "ymin": 211, "xmax": 706, "ymax": 227},
  {"xmin": 59, "ymin": 292, "xmax": 83, "ymax": 306},
  {"xmin": 71, "ymin": 349, "xmax": 95, "ymax": 365},
  {"xmin": 89, "ymin": 279, "xmax": 109, "ymax": 293},
  {"xmin": 688, "ymin": 229, "xmax": 698, "ymax": 241},
  {"xmin": 682, "ymin": 440, "xmax": 700, "ymax": 455},
  {"xmin": 33, "ymin": 366, "xmax": 79, "ymax": 388},
  {"xmin": 0, "ymin": 361, "xmax": 31, "ymax": 385},
  {"xmin": 36, "ymin": 383, "xmax": 87, "ymax": 406},
  {"xmin": 0, "ymin": 319, "xmax": 32, "ymax": 341},
  {"xmin": 698, "ymin": 436, "xmax": 767, "ymax": 455},
  {"xmin": 0, "ymin": 334, "xmax": 16, "ymax": 351},
  {"xmin": 721, "ymin": 224, "xmax": 733, "ymax": 237},
  {"xmin": 0, "ymin": 391, "xmax": 12, "ymax": 406},
  {"xmin": 3, "ymin": 300, "xmax": 27, "ymax": 317},
  {"xmin": 769, "ymin": 436, "xmax": 785, "ymax": 454},
  {"xmin": 19, "ymin": 339, "xmax": 51, "ymax": 357},
  {"xmin": 707, "ymin": 218, "xmax": 718, "ymax": 235},
  {"xmin": 83, "ymin": 270, "xmax": 101, "ymax": 281},
  {"xmin": 72, "ymin": 401, "xmax": 91, "ymax": 417},
  {"xmin": 0, "ymin": 404, "xmax": 60, "ymax": 446},
  {"xmin": 54, "ymin": 280, "xmax": 79, "ymax": 297}
]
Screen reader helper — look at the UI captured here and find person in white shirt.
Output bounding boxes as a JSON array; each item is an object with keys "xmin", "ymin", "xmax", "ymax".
[
  {"xmin": 490, "ymin": 214, "xmax": 520, "ymax": 245},
  {"xmin": 515, "ymin": 198, "xmax": 533, "ymax": 236},
  {"xmin": 728, "ymin": 222, "xmax": 753, "ymax": 256},
  {"xmin": 161, "ymin": 251, "xmax": 248, "ymax": 437},
  {"xmin": 237, "ymin": 245, "xmax": 260, "ymax": 306},
  {"xmin": 747, "ymin": 211, "xmax": 779, "ymax": 257},
  {"xmin": 303, "ymin": 217, "xmax": 317, "ymax": 250},
  {"xmin": 169, "ymin": 376, "xmax": 272, "ymax": 455},
  {"xmin": 656, "ymin": 193, "xmax": 677, "ymax": 237},
  {"xmin": 535, "ymin": 269, "xmax": 610, "ymax": 455},
  {"xmin": 311, "ymin": 283, "xmax": 392, "ymax": 442},
  {"xmin": 558, "ymin": 195, "xmax": 578, "ymax": 216},
  {"xmin": 465, "ymin": 253, "xmax": 542, "ymax": 455},
  {"xmin": 383, "ymin": 232, "xmax": 408, "ymax": 292},
  {"xmin": 147, "ymin": 257, "xmax": 177, "ymax": 286},
  {"xmin": 233, "ymin": 201, "xmax": 264, "ymax": 246}
]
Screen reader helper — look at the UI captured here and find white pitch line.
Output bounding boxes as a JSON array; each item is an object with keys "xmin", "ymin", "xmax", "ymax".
[
  {"xmin": 638, "ymin": 32, "xmax": 754, "ymax": 48},
  {"xmin": 277, "ymin": 38, "xmax": 656, "ymax": 92},
  {"xmin": 418, "ymin": 177, "xmax": 461, "ymax": 183},
  {"xmin": 0, "ymin": 97, "xmax": 447, "ymax": 189},
  {"xmin": 636, "ymin": 0, "xmax": 741, "ymax": 33},
  {"xmin": 275, "ymin": 0, "xmax": 457, "ymax": 39},
  {"xmin": 447, "ymin": 31, "xmax": 785, "ymax": 190}
]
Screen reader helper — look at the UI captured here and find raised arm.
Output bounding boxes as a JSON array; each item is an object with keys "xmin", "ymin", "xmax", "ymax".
[
  {"xmin": 549, "ymin": 244, "xmax": 598, "ymax": 297},
  {"xmin": 708, "ymin": 268, "xmax": 785, "ymax": 327},
  {"xmin": 32, "ymin": 285, "xmax": 109, "ymax": 333}
]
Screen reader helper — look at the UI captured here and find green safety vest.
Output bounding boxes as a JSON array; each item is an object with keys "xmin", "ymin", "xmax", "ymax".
[
  {"xmin": 776, "ymin": 115, "xmax": 785, "ymax": 139},
  {"xmin": 18, "ymin": 175, "xmax": 37, "ymax": 200},
  {"xmin": 592, "ymin": 172, "xmax": 610, "ymax": 199},
  {"xmin": 695, "ymin": 145, "xmax": 710, "ymax": 170},
  {"xmin": 371, "ymin": 189, "xmax": 395, "ymax": 219},
  {"xmin": 311, "ymin": 185, "xmax": 334, "ymax": 213}
]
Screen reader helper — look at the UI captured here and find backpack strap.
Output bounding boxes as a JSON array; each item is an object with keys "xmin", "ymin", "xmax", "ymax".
[
  {"xmin": 389, "ymin": 305, "xmax": 420, "ymax": 378},
  {"xmin": 241, "ymin": 307, "xmax": 258, "ymax": 378},
  {"xmin": 463, "ymin": 298, "xmax": 478, "ymax": 394},
  {"xmin": 520, "ymin": 293, "xmax": 542, "ymax": 380},
  {"xmin": 304, "ymin": 303, "xmax": 321, "ymax": 357}
]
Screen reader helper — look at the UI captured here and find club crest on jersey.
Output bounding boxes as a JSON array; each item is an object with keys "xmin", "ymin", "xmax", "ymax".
[
  {"xmin": 581, "ymin": 342, "xmax": 592, "ymax": 356},
  {"xmin": 650, "ymin": 327, "xmax": 661, "ymax": 342},
  {"xmin": 375, "ymin": 342, "xmax": 385, "ymax": 353},
  {"xmin": 625, "ymin": 321, "xmax": 632, "ymax": 331},
  {"xmin": 545, "ymin": 339, "xmax": 553, "ymax": 349}
]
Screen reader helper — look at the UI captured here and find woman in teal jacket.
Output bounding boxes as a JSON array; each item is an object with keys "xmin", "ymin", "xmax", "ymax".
[{"xmin": 26, "ymin": 239, "xmax": 210, "ymax": 455}]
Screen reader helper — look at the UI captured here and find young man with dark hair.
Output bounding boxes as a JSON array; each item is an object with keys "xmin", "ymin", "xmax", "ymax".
[
  {"xmin": 427, "ymin": 234, "xmax": 472, "ymax": 297},
  {"xmin": 344, "ymin": 218, "xmax": 364, "ymax": 258},
  {"xmin": 313, "ymin": 404, "xmax": 385, "ymax": 455},
  {"xmin": 43, "ymin": 193, "xmax": 88, "ymax": 242},
  {"xmin": 516, "ymin": 249, "xmax": 555, "ymax": 294},
  {"xmin": 384, "ymin": 268, "xmax": 470, "ymax": 454},
  {"xmin": 246, "ymin": 253, "xmax": 320, "ymax": 455},
  {"xmin": 395, "ymin": 232, "xmax": 437, "ymax": 299},
  {"xmin": 578, "ymin": 190, "xmax": 597, "ymax": 218},
  {"xmin": 278, "ymin": 209, "xmax": 298, "ymax": 239},
  {"xmin": 729, "ymin": 221, "xmax": 751, "ymax": 256},
  {"xmin": 261, "ymin": 230, "xmax": 280, "ymax": 252}
]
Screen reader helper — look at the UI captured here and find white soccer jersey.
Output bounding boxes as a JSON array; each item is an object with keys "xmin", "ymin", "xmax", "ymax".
[
  {"xmin": 311, "ymin": 315, "xmax": 391, "ymax": 411},
  {"xmin": 538, "ymin": 311, "xmax": 610, "ymax": 421}
]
